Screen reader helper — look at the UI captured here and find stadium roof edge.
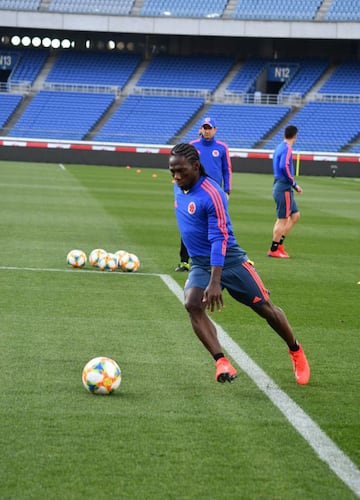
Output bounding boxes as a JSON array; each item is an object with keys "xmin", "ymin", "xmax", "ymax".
[{"xmin": 0, "ymin": 10, "xmax": 359, "ymax": 40}]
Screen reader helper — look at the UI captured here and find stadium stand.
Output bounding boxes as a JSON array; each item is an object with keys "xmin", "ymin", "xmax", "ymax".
[
  {"xmin": 4, "ymin": 49, "xmax": 48, "ymax": 86},
  {"xmin": 264, "ymin": 102, "xmax": 360, "ymax": 152},
  {"xmin": 135, "ymin": 55, "xmax": 235, "ymax": 95},
  {"xmin": 226, "ymin": 59, "xmax": 267, "ymax": 95},
  {"xmin": 48, "ymin": 0, "xmax": 134, "ymax": 15},
  {"xmin": 0, "ymin": 94, "xmax": 23, "ymax": 128},
  {"xmin": 317, "ymin": 61, "xmax": 360, "ymax": 96},
  {"xmin": 94, "ymin": 95, "xmax": 204, "ymax": 144},
  {"xmin": 9, "ymin": 91, "xmax": 114, "ymax": 140},
  {"xmin": 44, "ymin": 51, "xmax": 142, "ymax": 91},
  {"xmin": 140, "ymin": 0, "xmax": 227, "ymax": 18},
  {"xmin": 233, "ymin": 0, "xmax": 321, "ymax": 20},
  {"xmin": 280, "ymin": 59, "xmax": 329, "ymax": 98},
  {"xmin": 0, "ymin": 45, "xmax": 359, "ymax": 151},
  {"xmin": 325, "ymin": 0, "xmax": 360, "ymax": 21},
  {"xmin": 0, "ymin": 0, "xmax": 40, "ymax": 10},
  {"xmin": 181, "ymin": 103, "xmax": 291, "ymax": 148}
]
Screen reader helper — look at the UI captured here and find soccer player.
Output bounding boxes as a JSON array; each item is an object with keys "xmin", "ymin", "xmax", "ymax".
[
  {"xmin": 175, "ymin": 117, "xmax": 232, "ymax": 272},
  {"xmin": 169, "ymin": 143, "xmax": 310, "ymax": 385},
  {"xmin": 268, "ymin": 125, "xmax": 302, "ymax": 258}
]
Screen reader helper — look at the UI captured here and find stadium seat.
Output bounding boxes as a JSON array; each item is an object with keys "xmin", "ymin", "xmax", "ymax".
[
  {"xmin": 9, "ymin": 91, "xmax": 114, "ymax": 140},
  {"xmin": 45, "ymin": 51, "xmax": 142, "ymax": 90},
  {"xmin": 264, "ymin": 102, "xmax": 360, "ymax": 152},
  {"xmin": 181, "ymin": 103, "xmax": 291, "ymax": 148},
  {"xmin": 0, "ymin": 94, "xmax": 23, "ymax": 128},
  {"xmin": 94, "ymin": 95, "xmax": 204, "ymax": 144},
  {"xmin": 136, "ymin": 55, "xmax": 235, "ymax": 94}
]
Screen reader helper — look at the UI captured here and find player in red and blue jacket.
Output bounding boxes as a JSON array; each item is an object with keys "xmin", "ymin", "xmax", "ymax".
[
  {"xmin": 268, "ymin": 125, "xmax": 303, "ymax": 259},
  {"xmin": 169, "ymin": 142, "xmax": 310, "ymax": 386},
  {"xmin": 175, "ymin": 116, "xmax": 232, "ymax": 272}
]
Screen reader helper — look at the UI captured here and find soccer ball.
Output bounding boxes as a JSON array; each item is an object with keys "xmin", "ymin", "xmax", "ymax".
[
  {"xmin": 66, "ymin": 249, "xmax": 87, "ymax": 268},
  {"xmin": 114, "ymin": 250, "xmax": 128, "ymax": 267},
  {"xmin": 98, "ymin": 253, "xmax": 118, "ymax": 272},
  {"xmin": 119, "ymin": 252, "xmax": 140, "ymax": 272},
  {"xmin": 88, "ymin": 248, "xmax": 107, "ymax": 267},
  {"xmin": 82, "ymin": 356, "xmax": 121, "ymax": 395}
]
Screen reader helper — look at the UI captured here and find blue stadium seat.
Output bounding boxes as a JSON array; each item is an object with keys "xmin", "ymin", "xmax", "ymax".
[
  {"xmin": 5, "ymin": 48, "xmax": 48, "ymax": 85},
  {"xmin": 45, "ymin": 51, "xmax": 142, "ymax": 90},
  {"xmin": 280, "ymin": 59, "xmax": 329, "ymax": 97},
  {"xmin": 0, "ymin": 94, "xmax": 23, "ymax": 127},
  {"xmin": 140, "ymin": 0, "xmax": 226, "ymax": 17},
  {"xmin": 9, "ymin": 91, "xmax": 114, "ymax": 140},
  {"xmin": 325, "ymin": 0, "xmax": 360, "ymax": 21},
  {"xmin": 94, "ymin": 95, "xmax": 204, "ymax": 144},
  {"xmin": 233, "ymin": 0, "xmax": 321, "ymax": 20},
  {"xmin": 226, "ymin": 59, "xmax": 267, "ymax": 94},
  {"xmin": 318, "ymin": 61, "xmax": 360, "ymax": 95},
  {"xmin": 48, "ymin": 0, "xmax": 134, "ymax": 15},
  {"xmin": 0, "ymin": 0, "xmax": 40, "ymax": 10},
  {"xmin": 136, "ymin": 55, "xmax": 235, "ymax": 94},
  {"xmin": 264, "ymin": 102, "xmax": 360, "ymax": 152},
  {"xmin": 181, "ymin": 103, "xmax": 291, "ymax": 148}
]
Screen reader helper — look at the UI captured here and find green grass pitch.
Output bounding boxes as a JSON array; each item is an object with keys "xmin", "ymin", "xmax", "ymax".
[{"xmin": 0, "ymin": 160, "xmax": 359, "ymax": 499}]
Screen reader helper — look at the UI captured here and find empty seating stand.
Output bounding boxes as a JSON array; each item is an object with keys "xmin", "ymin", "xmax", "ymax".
[
  {"xmin": 94, "ymin": 95, "xmax": 204, "ymax": 144},
  {"xmin": 181, "ymin": 103, "xmax": 291, "ymax": 148},
  {"xmin": 140, "ymin": 0, "xmax": 227, "ymax": 17},
  {"xmin": 264, "ymin": 102, "xmax": 360, "ymax": 152},
  {"xmin": 45, "ymin": 51, "xmax": 142, "ymax": 90},
  {"xmin": 9, "ymin": 91, "xmax": 114, "ymax": 140},
  {"xmin": 136, "ymin": 55, "xmax": 235, "ymax": 94},
  {"xmin": 0, "ymin": 0, "xmax": 40, "ymax": 9},
  {"xmin": 325, "ymin": 0, "xmax": 360, "ymax": 21},
  {"xmin": 0, "ymin": 94, "xmax": 23, "ymax": 127},
  {"xmin": 233, "ymin": 0, "xmax": 321, "ymax": 20},
  {"xmin": 48, "ymin": 0, "xmax": 134, "ymax": 15},
  {"xmin": 5, "ymin": 48, "xmax": 48, "ymax": 86},
  {"xmin": 318, "ymin": 61, "xmax": 360, "ymax": 96}
]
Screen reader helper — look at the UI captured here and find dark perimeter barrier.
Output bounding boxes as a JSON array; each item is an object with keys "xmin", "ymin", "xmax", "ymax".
[{"xmin": 0, "ymin": 138, "xmax": 359, "ymax": 178}]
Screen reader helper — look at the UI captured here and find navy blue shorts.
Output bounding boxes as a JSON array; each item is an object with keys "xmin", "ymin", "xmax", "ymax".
[
  {"xmin": 273, "ymin": 185, "xmax": 299, "ymax": 219},
  {"xmin": 185, "ymin": 245, "xmax": 269, "ymax": 307}
]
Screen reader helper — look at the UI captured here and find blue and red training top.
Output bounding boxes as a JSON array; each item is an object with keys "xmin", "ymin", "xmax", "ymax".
[
  {"xmin": 190, "ymin": 136, "xmax": 232, "ymax": 194},
  {"xmin": 174, "ymin": 175, "xmax": 237, "ymax": 267},
  {"xmin": 272, "ymin": 140, "xmax": 297, "ymax": 190}
]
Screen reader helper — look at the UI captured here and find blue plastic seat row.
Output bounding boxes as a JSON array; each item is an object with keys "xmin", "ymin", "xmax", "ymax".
[
  {"xmin": 94, "ymin": 95, "xmax": 204, "ymax": 144},
  {"xmin": 10, "ymin": 91, "xmax": 114, "ymax": 140}
]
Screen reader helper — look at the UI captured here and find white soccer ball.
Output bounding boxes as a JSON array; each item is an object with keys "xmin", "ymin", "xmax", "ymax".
[
  {"xmin": 114, "ymin": 250, "xmax": 128, "ymax": 267},
  {"xmin": 82, "ymin": 356, "xmax": 122, "ymax": 395},
  {"xmin": 66, "ymin": 249, "xmax": 87, "ymax": 268},
  {"xmin": 98, "ymin": 253, "xmax": 118, "ymax": 272},
  {"xmin": 119, "ymin": 252, "xmax": 140, "ymax": 272},
  {"xmin": 88, "ymin": 248, "xmax": 107, "ymax": 267}
]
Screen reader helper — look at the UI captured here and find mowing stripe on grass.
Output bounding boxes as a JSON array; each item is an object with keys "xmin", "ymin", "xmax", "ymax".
[
  {"xmin": 160, "ymin": 274, "xmax": 360, "ymax": 498},
  {"xmin": 1, "ymin": 265, "xmax": 359, "ymax": 496}
]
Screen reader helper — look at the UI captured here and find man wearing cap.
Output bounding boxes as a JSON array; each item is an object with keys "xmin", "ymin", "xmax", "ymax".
[{"xmin": 175, "ymin": 117, "xmax": 232, "ymax": 272}]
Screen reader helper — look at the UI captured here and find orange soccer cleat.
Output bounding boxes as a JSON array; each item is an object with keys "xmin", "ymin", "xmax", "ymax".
[
  {"xmin": 267, "ymin": 248, "xmax": 289, "ymax": 259},
  {"xmin": 289, "ymin": 344, "xmax": 310, "ymax": 385},
  {"xmin": 215, "ymin": 357, "xmax": 237, "ymax": 383}
]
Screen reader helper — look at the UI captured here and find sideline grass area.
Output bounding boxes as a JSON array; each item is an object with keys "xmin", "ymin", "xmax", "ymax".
[{"xmin": 0, "ymin": 161, "xmax": 359, "ymax": 499}]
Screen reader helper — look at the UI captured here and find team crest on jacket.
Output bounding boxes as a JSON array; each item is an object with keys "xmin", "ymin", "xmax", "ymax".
[
  {"xmin": 212, "ymin": 150, "xmax": 220, "ymax": 157},
  {"xmin": 188, "ymin": 201, "xmax": 196, "ymax": 214}
]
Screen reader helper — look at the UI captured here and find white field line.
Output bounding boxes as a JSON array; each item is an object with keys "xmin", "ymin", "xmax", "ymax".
[
  {"xmin": 159, "ymin": 274, "xmax": 360, "ymax": 498},
  {"xmin": 1, "ymin": 265, "xmax": 359, "ymax": 496}
]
